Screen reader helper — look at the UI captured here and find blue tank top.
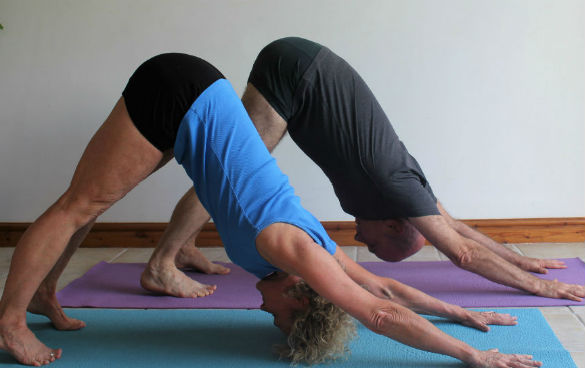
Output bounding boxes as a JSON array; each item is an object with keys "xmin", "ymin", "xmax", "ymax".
[{"xmin": 174, "ymin": 79, "xmax": 337, "ymax": 278}]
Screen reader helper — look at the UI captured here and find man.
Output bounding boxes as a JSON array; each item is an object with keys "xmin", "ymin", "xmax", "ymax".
[{"xmin": 141, "ymin": 38, "xmax": 584, "ymax": 304}]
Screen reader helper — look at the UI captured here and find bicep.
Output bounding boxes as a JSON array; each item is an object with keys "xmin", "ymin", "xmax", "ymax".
[{"xmin": 262, "ymin": 238, "xmax": 383, "ymax": 323}]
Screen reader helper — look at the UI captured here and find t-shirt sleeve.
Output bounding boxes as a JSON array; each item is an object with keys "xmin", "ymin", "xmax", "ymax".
[{"xmin": 362, "ymin": 140, "xmax": 440, "ymax": 218}]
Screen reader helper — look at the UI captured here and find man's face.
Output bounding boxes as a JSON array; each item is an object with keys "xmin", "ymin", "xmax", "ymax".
[
  {"xmin": 354, "ymin": 218, "xmax": 425, "ymax": 261},
  {"xmin": 256, "ymin": 272, "xmax": 306, "ymax": 334}
]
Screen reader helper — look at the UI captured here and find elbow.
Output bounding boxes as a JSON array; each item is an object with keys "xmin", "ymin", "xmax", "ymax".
[
  {"xmin": 450, "ymin": 243, "xmax": 479, "ymax": 270},
  {"xmin": 368, "ymin": 307, "xmax": 404, "ymax": 335}
]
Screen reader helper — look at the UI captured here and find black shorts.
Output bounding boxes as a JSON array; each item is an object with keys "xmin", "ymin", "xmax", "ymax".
[{"xmin": 122, "ymin": 53, "xmax": 224, "ymax": 151}]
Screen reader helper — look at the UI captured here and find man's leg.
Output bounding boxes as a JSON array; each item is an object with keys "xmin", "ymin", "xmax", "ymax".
[
  {"xmin": 0, "ymin": 97, "xmax": 167, "ymax": 366},
  {"xmin": 140, "ymin": 83, "xmax": 287, "ymax": 298},
  {"xmin": 141, "ymin": 187, "xmax": 229, "ymax": 298},
  {"xmin": 242, "ymin": 83, "xmax": 288, "ymax": 153}
]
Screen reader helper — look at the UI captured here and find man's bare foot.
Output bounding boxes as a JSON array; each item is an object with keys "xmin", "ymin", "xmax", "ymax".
[
  {"xmin": 0, "ymin": 320, "xmax": 62, "ymax": 366},
  {"xmin": 175, "ymin": 246, "xmax": 230, "ymax": 275},
  {"xmin": 28, "ymin": 290, "xmax": 85, "ymax": 331},
  {"xmin": 141, "ymin": 264, "xmax": 217, "ymax": 298}
]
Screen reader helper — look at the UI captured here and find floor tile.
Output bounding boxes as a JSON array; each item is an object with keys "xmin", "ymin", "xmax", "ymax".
[
  {"xmin": 571, "ymin": 306, "xmax": 585, "ymax": 325},
  {"xmin": 56, "ymin": 248, "xmax": 127, "ymax": 291},
  {"xmin": 0, "ymin": 274, "xmax": 6, "ymax": 298},
  {"xmin": 111, "ymin": 248, "xmax": 152, "ymax": 263},
  {"xmin": 516, "ymin": 243, "xmax": 585, "ymax": 260},
  {"xmin": 357, "ymin": 245, "xmax": 440, "ymax": 262},
  {"xmin": 506, "ymin": 244, "xmax": 524, "ymax": 255},
  {"xmin": 198, "ymin": 247, "xmax": 231, "ymax": 262},
  {"xmin": 539, "ymin": 307, "xmax": 585, "ymax": 352},
  {"xmin": 570, "ymin": 351, "xmax": 584, "ymax": 368},
  {"xmin": 0, "ymin": 247, "xmax": 15, "ymax": 271},
  {"xmin": 340, "ymin": 246, "xmax": 357, "ymax": 261}
]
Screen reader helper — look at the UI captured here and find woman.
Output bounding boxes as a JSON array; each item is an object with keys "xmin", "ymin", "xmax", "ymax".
[{"xmin": 0, "ymin": 53, "xmax": 540, "ymax": 367}]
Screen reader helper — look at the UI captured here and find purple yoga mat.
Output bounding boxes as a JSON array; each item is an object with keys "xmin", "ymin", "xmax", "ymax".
[
  {"xmin": 57, "ymin": 262, "xmax": 262, "ymax": 309},
  {"xmin": 57, "ymin": 258, "xmax": 585, "ymax": 309},
  {"xmin": 362, "ymin": 258, "xmax": 585, "ymax": 307}
]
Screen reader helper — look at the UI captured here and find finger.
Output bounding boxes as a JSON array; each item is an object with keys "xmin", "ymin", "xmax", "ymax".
[
  {"xmin": 485, "ymin": 312, "xmax": 517, "ymax": 325},
  {"xmin": 496, "ymin": 315, "xmax": 518, "ymax": 326},
  {"xmin": 566, "ymin": 293, "xmax": 582, "ymax": 302},
  {"xmin": 509, "ymin": 354, "xmax": 541, "ymax": 368},
  {"xmin": 544, "ymin": 260, "xmax": 567, "ymax": 269}
]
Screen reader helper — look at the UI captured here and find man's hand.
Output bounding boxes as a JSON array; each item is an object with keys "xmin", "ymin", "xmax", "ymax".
[
  {"xmin": 516, "ymin": 257, "xmax": 567, "ymax": 274},
  {"xmin": 469, "ymin": 349, "xmax": 542, "ymax": 368},
  {"xmin": 535, "ymin": 279, "xmax": 585, "ymax": 302},
  {"xmin": 459, "ymin": 311, "xmax": 517, "ymax": 332}
]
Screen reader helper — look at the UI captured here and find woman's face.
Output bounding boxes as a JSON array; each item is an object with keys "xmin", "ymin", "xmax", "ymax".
[{"xmin": 256, "ymin": 272, "xmax": 306, "ymax": 334}]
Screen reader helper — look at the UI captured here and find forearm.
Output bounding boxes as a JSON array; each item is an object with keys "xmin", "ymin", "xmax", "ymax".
[
  {"xmin": 452, "ymin": 220, "xmax": 523, "ymax": 265},
  {"xmin": 365, "ymin": 303, "xmax": 477, "ymax": 364},
  {"xmin": 448, "ymin": 238, "xmax": 541, "ymax": 294},
  {"xmin": 380, "ymin": 278, "xmax": 468, "ymax": 321},
  {"xmin": 410, "ymin": 215, "xmax": 543, "ymax": 295}
]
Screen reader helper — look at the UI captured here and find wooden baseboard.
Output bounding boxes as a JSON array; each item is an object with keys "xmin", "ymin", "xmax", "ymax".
[{"xmin": 1, "ymin": 218, "xmax": 583, "ymax": 247}]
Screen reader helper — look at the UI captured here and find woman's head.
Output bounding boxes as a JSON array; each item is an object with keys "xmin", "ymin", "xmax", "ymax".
[{"xmin": 256, "ymin": 272, "xmax": 356, "ymax": 364}]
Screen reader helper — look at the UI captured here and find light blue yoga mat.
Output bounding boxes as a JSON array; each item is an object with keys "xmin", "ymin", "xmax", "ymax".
[{"xmin": 0, "ymin": 309, "xmax": 575, "ymax": 367}]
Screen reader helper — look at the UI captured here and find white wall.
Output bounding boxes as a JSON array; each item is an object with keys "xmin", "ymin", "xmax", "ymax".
[{"xmin": 0, "ymin": 0, "xmax": 583, "ymax": 222}]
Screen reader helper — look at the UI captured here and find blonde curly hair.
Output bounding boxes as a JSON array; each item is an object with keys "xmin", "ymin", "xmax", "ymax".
[{"xmin": 275, "ymin": 280, "xmax": 356, "ymax": 365}]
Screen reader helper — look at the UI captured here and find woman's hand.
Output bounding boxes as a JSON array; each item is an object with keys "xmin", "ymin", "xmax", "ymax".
[
  {"xmin": 459, "ymin": 311, "xmax": 517, "ymax": 332},
  {"xmin": 469, "ymin": 349, "xmax": 542, "ymax": 367}
]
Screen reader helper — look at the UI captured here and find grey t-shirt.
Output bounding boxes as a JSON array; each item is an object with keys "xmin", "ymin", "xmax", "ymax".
[{"xmin": 249, "ymin": 37, "xmax": 439, "ymax": 219}]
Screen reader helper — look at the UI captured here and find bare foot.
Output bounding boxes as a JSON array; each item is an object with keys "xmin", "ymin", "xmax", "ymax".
[
  {"xmin": 175, "ymin": 246, "xmax": 230, "ymax": 275},
  {"xmin": 0, "ymin": 320, "xmax": 62, "ymax": 366},
  {"xmin": 28, "ymin": 290, "xmax": 86, "ymax": 331},
  {"xmin": 141, "ymin": 264, "xmax": 217, "ymax": 298}
]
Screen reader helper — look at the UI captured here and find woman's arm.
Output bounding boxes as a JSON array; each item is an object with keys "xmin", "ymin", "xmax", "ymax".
[
  {"xmin": 255, "ymin": 223, "xmax": 541, "ymax": 367},
  {"xmin": 333, "ymin": 248, "xmax": 517, "ymax": 331}
]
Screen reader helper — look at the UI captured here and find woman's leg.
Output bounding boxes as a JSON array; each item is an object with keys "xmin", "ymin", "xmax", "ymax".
[
  {"xmin": 27, "ymin": 219, "xmax": 95, "ymax": 331},
  {"xmin": 0, "ymin": 97, "xmax": 168, "ymax": 366}
]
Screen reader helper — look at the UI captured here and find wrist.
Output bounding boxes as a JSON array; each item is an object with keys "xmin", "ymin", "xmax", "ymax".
[{"xmin": 454, "ymin": 343, "xmax": 480, "ymax": 365}]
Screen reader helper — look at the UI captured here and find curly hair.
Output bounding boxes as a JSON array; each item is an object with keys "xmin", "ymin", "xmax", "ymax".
[{"xmin": 274, "ymin": 280, "xmax": 356, "ymax": 365}]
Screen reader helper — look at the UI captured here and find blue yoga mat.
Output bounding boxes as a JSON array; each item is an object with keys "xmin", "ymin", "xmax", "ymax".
[{"xmin": 0, "ymin": 309, "xmax": 575, "ymax": 367}]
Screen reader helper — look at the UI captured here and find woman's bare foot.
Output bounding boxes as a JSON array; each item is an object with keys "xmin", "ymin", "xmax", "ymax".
[
  {"xmin": 27, "ymin": 290, "xmax": 85, "ymax": 331},
  {"xmin": 0, "ymin": 319, "xmax": 62, "ymax": 366},
  {"xmin": 175, "ymin": 246, "xmax": 230, "ymax": 275},
  {"xmin": 141, "ymin": 264, "xmax": 217, "ymax": 298}
]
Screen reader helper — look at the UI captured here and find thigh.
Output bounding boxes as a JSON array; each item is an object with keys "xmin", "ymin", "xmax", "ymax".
[
  {"xmin": 66, "ymin": 97, "xmax": 167, "ymax": 209},
  {"xmin": 242, "ymin": 83, "xmax": 288, "ymax": 152}
]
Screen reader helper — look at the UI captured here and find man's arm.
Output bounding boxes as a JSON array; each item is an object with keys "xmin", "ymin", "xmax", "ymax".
[
  {"xmin": 333, "ymin": 248, "xmax": 518, "ymax": 332},
  {"xmin": 409, "ymin": 214, "xmax": 584, "ymax": 301},
  {"xmin": 437, "ymin": 202, "xmax": 566, "ymax": 273},
  {"xmin": 256, "ymin": 224, "xmax": 541, "ymax": 367}
]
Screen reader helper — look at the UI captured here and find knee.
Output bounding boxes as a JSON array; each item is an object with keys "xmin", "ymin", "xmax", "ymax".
[{"xmin": 55, "ymin": 187, "xmax": 117, "ymax": 227}]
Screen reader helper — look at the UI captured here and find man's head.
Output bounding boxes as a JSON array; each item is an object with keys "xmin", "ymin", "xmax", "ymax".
[
  {"xmin": 256, "ymin": 272, "xmax": 356, "ymax": 364},
  {"xmin": 354, "ymin": 218, "xmax": 425, "ymax": 262}
]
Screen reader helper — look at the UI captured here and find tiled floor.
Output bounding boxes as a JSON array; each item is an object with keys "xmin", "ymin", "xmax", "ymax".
[{"xmin": 1, "ymin": 243, "xmax": 584, "ymax": 366}]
